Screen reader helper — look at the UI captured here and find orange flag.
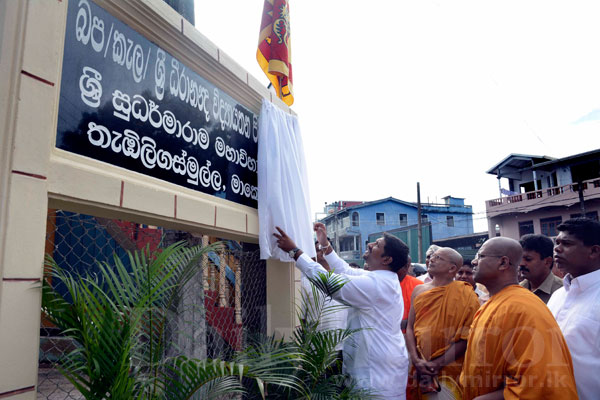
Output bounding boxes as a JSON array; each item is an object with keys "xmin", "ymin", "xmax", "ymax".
[{"xmin": 257, "ymin": 0, "xmax": 294, "ymax": 106}]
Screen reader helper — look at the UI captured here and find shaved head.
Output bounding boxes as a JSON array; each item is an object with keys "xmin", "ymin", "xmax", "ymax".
[
  {"xmin": 428, "ymin": 247, "xmax": 464, "ymax": 284},
  {"xmin": 439, "ymin": 247, "xmax": 463, "ymax": 268},
  {"xmin": 485, "ymin": 237, "xmax": 522, "ymax": 268},
  {"xmin": 473, "ymin": 237, "xmax": 523, "ymax": 296}
]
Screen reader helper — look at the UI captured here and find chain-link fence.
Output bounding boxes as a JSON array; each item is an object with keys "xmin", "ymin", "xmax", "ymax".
[{"xmin": 38, "ymin": 209, "xmax": 266, "ymax": 399}]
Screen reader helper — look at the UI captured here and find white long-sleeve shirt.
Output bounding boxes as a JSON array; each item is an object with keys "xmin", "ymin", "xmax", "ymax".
[
  {"xmin": 547, "ymin": 268, "xmax": 600, "ymax": 400},
  {"xmin": 296, "ymin": 251, "xmax": 409, "ymax": 399}
]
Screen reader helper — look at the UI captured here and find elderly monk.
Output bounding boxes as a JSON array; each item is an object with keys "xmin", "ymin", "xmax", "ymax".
[
  {"xmin": 405, "ymin": 247, "xmax": 480, "ymax": 396},
  {"xmin": 461, "ymin": 237, "xmax": 578, "ymax": 400}
]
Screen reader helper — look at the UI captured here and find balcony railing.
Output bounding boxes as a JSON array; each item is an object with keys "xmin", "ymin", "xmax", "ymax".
[{"xmin": 487, "ymin": 178, "xmax": 600, "ymax": 209}]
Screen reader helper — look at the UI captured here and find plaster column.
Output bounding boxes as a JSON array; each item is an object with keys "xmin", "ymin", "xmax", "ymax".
[
  {"xmin": 0, "ymin": 1, "xmax": 60, "ymax": 397},
  {"xmin": 266, "ymin": 259, "xmax": 300, "ymax": 339}
]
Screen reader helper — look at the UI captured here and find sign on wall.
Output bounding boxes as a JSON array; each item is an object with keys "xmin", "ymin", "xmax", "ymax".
[{"xmin": 56, "ymin": 0, "xmax": 258, "ymax": 208}]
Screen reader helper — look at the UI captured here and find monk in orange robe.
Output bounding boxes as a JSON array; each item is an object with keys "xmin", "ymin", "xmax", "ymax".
[
  {"xmin": 406, "ymin": 247, "xmax": 480, "ymax": 397},
  {"xmin": 398, "ymin": 255, "xmax": 423, "ymax": 333},
  {"xmin": 461, "ymin": 237, "xmax": 578, "ymax": 400}
]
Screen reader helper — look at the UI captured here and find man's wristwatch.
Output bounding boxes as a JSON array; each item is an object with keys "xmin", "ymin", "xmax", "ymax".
[{"xmin": 288, "ymin": 248, "xmax": 301, "ymax": 259}]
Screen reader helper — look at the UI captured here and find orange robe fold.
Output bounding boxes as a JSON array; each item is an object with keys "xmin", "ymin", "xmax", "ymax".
[
  {"xmin": 460, "ymin": 285, "xmax": 578, "ymax": 400},
  {"xmin": 412, "ymin": 280, "xmax": 480, "ymax": 385},
  {"xmin": 400, "ymin": 275, "xmax": 423, "ymax": 322}
]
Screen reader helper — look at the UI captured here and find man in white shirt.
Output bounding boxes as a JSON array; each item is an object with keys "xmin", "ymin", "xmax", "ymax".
[
  {"xmin": 274, "ymin": 223, "xmax": 410, "ymax": 399},
  {"xmin": 547, "ymin": 218, "xmax": 600, "ymax": 400}
]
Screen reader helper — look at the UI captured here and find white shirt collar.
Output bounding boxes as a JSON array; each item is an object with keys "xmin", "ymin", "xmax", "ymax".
[
  {"xmin": 563, "ymin": 268, "xmax": 600, "ymax": 292},
  {"xmin": 371, "ymin": 269, "xmax": 397, "ymax": 277}
]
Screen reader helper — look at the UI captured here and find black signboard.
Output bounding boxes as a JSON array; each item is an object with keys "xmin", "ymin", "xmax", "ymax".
[{"xmin": 57, "ymin": 0, "xmax": 258, "ymax": 208}]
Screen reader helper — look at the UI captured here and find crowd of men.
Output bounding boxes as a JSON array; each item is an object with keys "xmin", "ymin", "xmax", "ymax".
[{"xmin": 274, "ymin": 217, "xmax": 600, "ymax": 400}]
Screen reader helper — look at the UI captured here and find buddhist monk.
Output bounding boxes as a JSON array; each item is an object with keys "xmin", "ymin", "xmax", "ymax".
[
  {"xmin": 405, "ymin": 247, "xmax": 480, "ymax": 397},
  {"xmin": 461, "ymin": 237, "xmax": 578, "ymax": 400}
]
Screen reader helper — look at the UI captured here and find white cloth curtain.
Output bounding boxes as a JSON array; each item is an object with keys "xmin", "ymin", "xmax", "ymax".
[{"xmin": 258, "ymin": 99, "xmax": 315, "ymax": 261}]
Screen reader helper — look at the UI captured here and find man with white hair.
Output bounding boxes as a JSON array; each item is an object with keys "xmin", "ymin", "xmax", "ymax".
[{"xmin": 417, "ymin": 245, "xmax": 440, "ymax": 283}]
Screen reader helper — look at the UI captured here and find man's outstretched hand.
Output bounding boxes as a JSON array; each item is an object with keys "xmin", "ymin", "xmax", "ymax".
[{"xmin": 273, "ymin": 226, "xmax": 298, "ymax": 252}]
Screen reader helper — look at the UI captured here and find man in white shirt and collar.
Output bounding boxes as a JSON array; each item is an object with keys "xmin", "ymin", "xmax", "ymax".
[
  {"xmin": 518, "ymin": 233, "xmax": 563, "ymax": 304},
  {"xmin": 547, "ymin": 218, "xmax": 600, "ymax": 400},
  {"xmin": 274, "ymin": 222, "xmax": 410, "ymax": 399}
]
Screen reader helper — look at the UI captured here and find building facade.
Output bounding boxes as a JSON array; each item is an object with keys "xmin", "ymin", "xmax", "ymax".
[
  {"xmin": 320, "ymin": 196, "xmax": 474, "ymax": 265},
  {"xmin": 485, "ymin": 149, "xmax": 600, "ymax": 239}
]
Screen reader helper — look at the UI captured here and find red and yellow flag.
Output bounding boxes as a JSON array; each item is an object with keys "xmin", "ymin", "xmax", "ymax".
[{"xmin": 257, "ymin": 0, "xmax": 294, "ymax": 106}]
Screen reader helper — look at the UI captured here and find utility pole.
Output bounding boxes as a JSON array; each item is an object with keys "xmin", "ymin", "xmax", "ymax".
[
  {"xmin": 497, "ymin": 172, "xmax": 502, "ymax": 198},
  {"xmin": 578, "ymin": 180, "xmax": 586, "ymax": 216},
  {"xmin": 417, "ymin": 182, "xmax": 423, "ymax": 263},
  {"xmin": 333, "ymin": 202, "xmax": 339, "ymax": 252}
]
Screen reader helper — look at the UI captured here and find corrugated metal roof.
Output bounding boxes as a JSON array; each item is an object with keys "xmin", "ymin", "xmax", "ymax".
[{"xmin": 486, "ymin": 154, "xmax": 555, "ymax": 175}]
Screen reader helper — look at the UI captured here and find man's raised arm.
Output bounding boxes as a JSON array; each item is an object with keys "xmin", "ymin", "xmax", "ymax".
[
  {"xmin": 274, "ymin": 226, "xmax": 377, "ymax": 308},
  {"xmin": 314, "ymin": 222, "xmax": 368, "ymax": 276}
]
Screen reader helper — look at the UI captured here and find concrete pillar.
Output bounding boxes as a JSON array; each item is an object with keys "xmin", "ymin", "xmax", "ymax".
[
  {"xmin": 0, "ymin": 1, "xmax": 58, "ymax": 397},
  {"xmin": 266, "ymin": 259, "xmax": 300, "ymax": 339}
]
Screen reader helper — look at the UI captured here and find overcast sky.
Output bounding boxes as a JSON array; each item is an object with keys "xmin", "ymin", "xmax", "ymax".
[{"xmin": 194, "ymin": 0, "xmax": 600, "ymax": 232}]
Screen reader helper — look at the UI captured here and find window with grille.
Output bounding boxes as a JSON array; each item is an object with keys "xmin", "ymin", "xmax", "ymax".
[
  {"xmin": 519, "ymin": 220, "xmax": 534, "ymax": 237},
  {"xmin": 570, "ymin": 211, "xmax": 599, "ymax": 221},
  {"xmin": 540, "ymin": 216, "xmax": 562, "ymax": 237},
  {"xmin": 352, "ymin": 212, "xmax": 360, "ymax": 226},
  {"xmin": 399, "ymin": 214, "xmax": 407, "ymax": 226}
]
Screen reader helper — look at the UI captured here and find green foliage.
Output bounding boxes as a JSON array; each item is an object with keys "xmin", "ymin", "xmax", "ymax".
[
  {"xmin": 42, "ymin": 244, "xmax": 375, "ymax": 399},
  {"xmin": 238, "ymin": 271, "xmax": 376, "ymax": 399},
  {"xmin": 42, "ymin": 242, "xmax": 296, "ymax": 399}
]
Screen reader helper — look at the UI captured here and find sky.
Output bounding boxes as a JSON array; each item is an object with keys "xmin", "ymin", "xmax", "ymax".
[{"xmin": 194, "ymin": 0, "xmax": 600, "ymax": 232}]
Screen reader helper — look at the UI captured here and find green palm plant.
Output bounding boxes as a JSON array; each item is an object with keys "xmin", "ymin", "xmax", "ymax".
[
  {"xmin": 238, "ymin": 271, "xmax": 376, "ymax": 399},
  {"xmin": 42, "ymin": 241, "xmax": 300, "ymax": 399}
]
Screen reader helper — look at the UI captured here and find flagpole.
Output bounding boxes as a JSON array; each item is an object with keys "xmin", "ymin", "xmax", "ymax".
[{"xmin": 278, "ymin": 76, "xmax": 283, "ymax": 100}]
